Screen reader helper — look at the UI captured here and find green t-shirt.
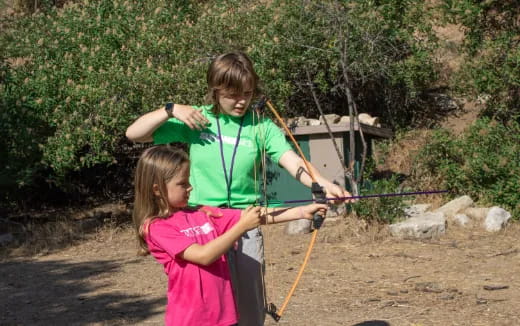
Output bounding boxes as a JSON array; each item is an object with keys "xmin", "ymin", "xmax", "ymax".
[{"xmin": 154, "ymin": 105, "xmax": 292, "ymax": 208}]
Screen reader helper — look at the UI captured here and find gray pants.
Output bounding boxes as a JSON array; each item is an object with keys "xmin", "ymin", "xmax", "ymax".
[{"xmin": 227, "ymin": 227, "xmax": 266, "ymax": 326}]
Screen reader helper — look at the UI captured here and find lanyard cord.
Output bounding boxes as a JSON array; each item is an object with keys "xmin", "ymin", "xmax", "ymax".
[{"xmin": 216, "ymin": 115, "xmax": 245, "ymax": 207}]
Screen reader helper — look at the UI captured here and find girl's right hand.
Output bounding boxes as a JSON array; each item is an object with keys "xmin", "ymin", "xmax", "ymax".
[
  {"xmin": 173, "ymin": 105, "xmax": 210, "ymax": 130},
  {"xmin": 239, "ymin": 205, "xmax": 262, "ymax": 231}
]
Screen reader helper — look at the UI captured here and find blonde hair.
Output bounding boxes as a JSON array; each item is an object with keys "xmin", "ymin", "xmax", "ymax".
[
  {"xmin": 205, "ymin": 52, "xmax": 261, "ymax": 115},
  {"xmin": 132, "ymin": 146, "xmax": 190, "ymax": 255}
]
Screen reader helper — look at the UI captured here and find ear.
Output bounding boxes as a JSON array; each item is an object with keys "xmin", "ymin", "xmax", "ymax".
[{"xmin": 152, "ymin": 184, "xmax": 161, "ymax": 197}]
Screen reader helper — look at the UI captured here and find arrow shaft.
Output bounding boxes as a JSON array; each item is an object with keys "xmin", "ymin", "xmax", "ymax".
[{"xmin": 262, "ymin": 190, "xmax": 448, "ymax": 205}]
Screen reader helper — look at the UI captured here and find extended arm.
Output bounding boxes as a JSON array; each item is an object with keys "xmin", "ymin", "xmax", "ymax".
[
  {"xmin": 278, "ymin": 150, "xmax": 351, "ymax": 201},
  {"xmin": 125, "ymin": 104, "xmax": 210, "ymax": 142}
]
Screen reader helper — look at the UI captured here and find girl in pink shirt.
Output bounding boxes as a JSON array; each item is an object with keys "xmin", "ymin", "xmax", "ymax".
[{"xmin": 132, "ymin": 146, "xmax": 327, "ymax": 326}]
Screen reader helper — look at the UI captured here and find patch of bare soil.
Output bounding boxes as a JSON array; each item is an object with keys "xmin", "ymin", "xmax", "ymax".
[
  {"xmin": 1, "ymin": 215, "xmax": 519, "ymax": 326},
  {"xmin": 439, "ymin": 99, "xmax": 482, "ymax": 136}
]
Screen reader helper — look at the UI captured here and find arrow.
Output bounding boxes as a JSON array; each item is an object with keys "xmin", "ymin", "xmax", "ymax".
[{"xmin": 259, "ymin": 189, "xmax": 449, "ymax": 206}]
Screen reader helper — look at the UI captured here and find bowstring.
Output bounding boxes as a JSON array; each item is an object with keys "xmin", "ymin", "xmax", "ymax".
[{"xmin": 253, "ymin": 105, "xmax": 271, "ymax": 312}]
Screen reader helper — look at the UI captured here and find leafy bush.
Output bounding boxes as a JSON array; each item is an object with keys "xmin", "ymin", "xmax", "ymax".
[
  {"xmin": 351, "ymin": 174, "xmax": 407, "ymax": 224},
  {"xmin": 0, "ymin": 0, "xmax": 440, "ymax": 206},
  {"xmin": 413, "ymin": 118, "xmax": 520, "ymax": 218},
  {"xmin": 441, "ymin": 0, "xmax": 520, "ymax": 121}
]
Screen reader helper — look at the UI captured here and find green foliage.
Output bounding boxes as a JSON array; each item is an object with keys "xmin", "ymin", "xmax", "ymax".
[
  {"xmin": 441, "ymin": 0, "xmax": 520, "ymax": 121},
  {"xmin": 414, "ymin": 118, "xmax": 520, "ymax": 218},
  {"xmin": 351, "ymin": 173, "xmax": 406, "ymax": 224},
  {"xmin": 347, "ymin": 158, "xmax": 407, "ymax": 224},
  {"xmin": 260, "ymin": 0, "xmax": 439, "ymax": 127},
  {"xmin": 1, "ymin": 0, "xmax": 199, "ymax": 191},
  {"xmin": 1, "ymin": 0, "xmax": 441, "ymax": 204}
]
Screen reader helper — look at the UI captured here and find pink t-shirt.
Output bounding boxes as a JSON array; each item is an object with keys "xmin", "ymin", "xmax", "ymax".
[{"xmin": 145, "ymin": 207, "xmax": 241, "ymax": 326}]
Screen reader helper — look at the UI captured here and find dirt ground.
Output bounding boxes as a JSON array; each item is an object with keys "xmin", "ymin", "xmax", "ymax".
[{"xmin": 1, "ymin": 213, "xmax": 519, "ymax": 326}]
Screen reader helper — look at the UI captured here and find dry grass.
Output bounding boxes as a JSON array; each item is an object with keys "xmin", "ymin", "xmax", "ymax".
[
  {"xmin": 375, "ymin": 129, "xmax": 434, "ymax": 177},
  {"xmin": 0, "ymin": 203, "xmax": 131, "ymax": 259}
]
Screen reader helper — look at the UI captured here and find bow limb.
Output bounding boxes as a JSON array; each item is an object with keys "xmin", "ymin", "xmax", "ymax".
[
  {"xmin": 265, "ymin": 100, "xmax": 316, "ymax": 180},
  {"xmin": 263, "ymin": 98, "xmax": 326, "ymax": 321}
]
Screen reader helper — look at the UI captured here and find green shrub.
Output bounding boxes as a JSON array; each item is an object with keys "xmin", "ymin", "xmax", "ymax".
[
  {"xmin": 351, "ymin": 174, "xmax": 407, "ymax": 224},
  {"xmin": 413, "ymin": 118, "xmax": 520, "ymax": 218},
  {"xmin": 0, "ymin": 0, "xmax": 440, "ymax": 206},
  {"xmin": 441, "ymin": 0, "xmax": 520, "ymax": 121}
]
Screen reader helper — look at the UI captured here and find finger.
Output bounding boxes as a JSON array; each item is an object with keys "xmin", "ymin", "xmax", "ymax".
[
  {"xmin": 194, "ymin": 111, "xmax": 209, "ymax": 122},
  {"xmin": 194, "ymin": 110, "xmax": 209, "ymax": 123},
  {"xmin": 188, "ymin": 118, "xmax": 204, "ymax": 130},
  {"xmin": 195, "ymin": 119, "xmax": 208, "ymax": 129},
  {"xmin": 316, "ymin": 208, "xmax": 326, "ymax": 217}
]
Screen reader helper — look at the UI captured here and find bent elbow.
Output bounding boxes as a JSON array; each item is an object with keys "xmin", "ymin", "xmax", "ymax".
[
  {"xmin": 125, "ymin": 127, "xmax": 140, "ymax": 141},
  {"xmin": 198, "ymin": 256, "xmax": 217, "ymax": 266},
  {"xmin": 125, "ymin": 128, "xmax": 149, "ymax": 143},
  {"xmin": 125, "ymin": 129, "xmax": 134, "ymax": 141}
]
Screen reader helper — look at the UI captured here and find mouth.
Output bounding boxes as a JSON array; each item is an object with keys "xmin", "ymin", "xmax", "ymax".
[{"xmin": 233, "ymin": 107, "xmax": 246, "ymax": 114}]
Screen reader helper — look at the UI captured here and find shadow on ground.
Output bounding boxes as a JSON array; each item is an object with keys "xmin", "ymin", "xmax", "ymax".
[
  {"xmin": 0, "ymin": 258, "xmax": 164, "ymax": 325},
  {"xmin": 353, "ymin": 321, "xmax": 391, "ymax": 326}
]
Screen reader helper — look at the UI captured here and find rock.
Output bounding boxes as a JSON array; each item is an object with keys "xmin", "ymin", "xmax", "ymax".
[
  {"xmin": 287, "ymin": 116, "xmax": 309, "ymax": 127},
  {"xmin": 295, "ymin": 116, "xmax": 309, "ymax": 127},
  {"xmin": 453, "ymin": 213, "xmax": 470, "ymax": 227},
  {"xmin": 285, "ymin": 219, "xmax": 312, "ymax": 235},
  {"xmin": 286, "ymin": 117, "xmax": 297, "ymax": 128},
  {"xmin": 435, "ymin": 195, "xmax": 473, "ymax": 218},
  {"xmin": 339, "ymin": 116, "xmax": 350, "ymax": 124},
  {"xmin": 319, "ymin": 114, "xmax": 340, "ymax": 125},
  {"xmin": 404, "ymin": 204, "xmax": 432, "ymax": 218},
  {"xmin": 464, "ymin": 207, "xmax": 490, "ymax": 221},
  {"xmin": 358, "ymin": 113, "xmax": 380, "ymax": 126},
  {"xmin": 308, "ymin": 118, "xmax": 321, "ymax": 126},
  {"xmin": 389, "ymin": 212, "xmax": 446, "ymax": 239},
  {"xmin": 484, "ymin": 206, "xmax": 511, "ymax": 232},
  {"xmin": 327, "ymin": 203, "xmax": 347, "ymax": 217}
]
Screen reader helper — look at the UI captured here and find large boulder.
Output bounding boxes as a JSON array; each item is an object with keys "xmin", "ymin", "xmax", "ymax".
[
  {"xmin": 435, "ymin": 196, "xmax": 473, "ymax": 218},
  {"xmin": 484, "ymin": 207, "xmax": 511, "ymax": 232},
  {"xmin": 389, "ymin": 212, "xmax": 446, "ymax": 239}
]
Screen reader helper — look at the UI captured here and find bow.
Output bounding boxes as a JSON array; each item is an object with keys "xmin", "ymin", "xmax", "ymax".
[{"xmin": 254, "ymin": 96, "xmax": 327, "ymax": 322}]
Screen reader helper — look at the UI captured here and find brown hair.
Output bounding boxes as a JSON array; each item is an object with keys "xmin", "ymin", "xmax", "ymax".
[
  {"xmin": 205, "ymin": 52, "xmax": 261, "ymax": 115},
  {"xmin": 132, "ymin": 146, "xmax": 190, "ymax": 255}
]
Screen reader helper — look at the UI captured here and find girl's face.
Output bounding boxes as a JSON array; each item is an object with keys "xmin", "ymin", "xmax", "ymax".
[
  {"xmin": 164, "ymin": 162, "xmax": 192, "ymax": 210},
  {"xmin": 217, "ymin": 88, "xmax": 254, "ymax": 117}
]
